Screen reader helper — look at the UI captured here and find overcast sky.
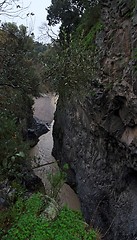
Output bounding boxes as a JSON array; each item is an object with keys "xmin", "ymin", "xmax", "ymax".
[{"xmin": 0, "ymin": 0, "xmax": 59, "ymax": 42}]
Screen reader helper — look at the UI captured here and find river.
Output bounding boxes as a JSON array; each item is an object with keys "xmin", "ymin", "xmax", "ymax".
[{"xmin": 30, "ymin": 93, "xmax": 80, "ymax": 210}]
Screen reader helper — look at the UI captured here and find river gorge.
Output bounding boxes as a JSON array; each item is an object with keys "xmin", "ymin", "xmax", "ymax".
[{"xmin": 30, "ymin": 93, "xmax": 80, "ymax": 211}]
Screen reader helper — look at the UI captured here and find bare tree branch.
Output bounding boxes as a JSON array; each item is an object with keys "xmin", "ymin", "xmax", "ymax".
[
  {"xmin": 39, "ymin": 22, "xmax": 59, "ymax": 43},
  {"xmin": 0, "ymin": 83, "xmax": 20, "ymax": 88},
  {"xmin": 0, "ymin": 0, "xmax": 30, "ymax": 18},
  {"xmin": 32, "ymin": 161, "xmax": 56, "ymax": 170}
]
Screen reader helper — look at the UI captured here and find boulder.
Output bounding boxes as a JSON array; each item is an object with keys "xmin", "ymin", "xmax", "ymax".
[{"xmin": 23, "ymin": 117, "xmax": 50, "ymax": 146}]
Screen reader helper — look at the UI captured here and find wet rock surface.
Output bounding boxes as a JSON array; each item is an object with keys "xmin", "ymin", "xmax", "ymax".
[{"xmin": 52, "ymin": 1, "xmax": 137, "ymax": 239}]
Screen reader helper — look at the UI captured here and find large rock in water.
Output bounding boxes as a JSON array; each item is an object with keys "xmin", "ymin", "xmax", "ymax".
[
  {"xmin": 24, "ymin": 117, "xmax": 50, "ymax": 146},
  {"xmin": 52, "ymin": 1, "xmax": 137, "ymax": 239}
]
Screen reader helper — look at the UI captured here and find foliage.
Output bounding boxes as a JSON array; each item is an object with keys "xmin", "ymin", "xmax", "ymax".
[
  {"xmin": 47, "ymin": 0, "xmax": 80, "ymax": 26},
  {"xmin": 47, "ymin": 0, "xmax": 81, "ymax": 44},
  {"xmin": 0, "ymin": 112, "xmax": 30, "ymax": 177},
  {"xmin": 82, "ymin": 21, "xmax": 103, "ymax": 49},
  {"xmin": 0, "ymin": 22, "xmax": 42, "ymax": 177},
  {"xmin": 48, "ymin": 163, "xmax": 69, "ymax": 199},
  {"xmin": 44, "ymin": 1, "xmax": 102, "ymax": 99},
  {"xmin": 75, "ymin": 3, "xmax": 101, "ymax": 39},
  {"xmin": 0, "ymin": 22, "xmax": 39, "ymax": 95},
  {"xmin": 47, "ymin": 0, "xmax": 98, "ymax": 44},
  {"xmin": 0, "ymin": 193, "xmax": 97, "ymax": 240},
  {"xmin": 43, "ymin": 42, "xmax": 95, "ymax": 101}
]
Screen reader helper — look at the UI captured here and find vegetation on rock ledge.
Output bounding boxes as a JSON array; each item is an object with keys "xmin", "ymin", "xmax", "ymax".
[{"xmin": 0, "ymin": 193, "xmax": 97, "ymax": 240}]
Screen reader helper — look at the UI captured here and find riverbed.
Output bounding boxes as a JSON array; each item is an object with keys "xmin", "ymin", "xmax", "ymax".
[{"xmin": 30, "ymin": 93, "xmax": 80, "ymax": 210}]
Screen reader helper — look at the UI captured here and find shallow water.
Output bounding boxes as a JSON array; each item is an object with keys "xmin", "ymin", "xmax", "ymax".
[{"xmin": 30, "ymin": 94, "xmax": 80, "ymax": 210}]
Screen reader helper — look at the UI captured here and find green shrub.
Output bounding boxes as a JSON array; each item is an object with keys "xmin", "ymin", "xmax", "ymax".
[
  {"xmin": 1, "ymin": 193, "xmax": 97, "ymax": 240},
  {"xmin": 82, "ymin": 21, "xmax": 103, "ymax": 49},
  {"xmin": 43, "ymin": 3, "xmax": 103, "ymax": 100},
  {"xmin": 75, "ymin": 4, "xmax": 101, "ymax": 39},
  {"xmin": 0, "ymin": 112, "xmax": 29, "ymax": 177},
  {"xmin": 48, "ymin": 164, "xmax": 69, "ymax": 199},
  {"xmin": 44, "ymin": 44, "xmax": 96, "ymax": 101}
]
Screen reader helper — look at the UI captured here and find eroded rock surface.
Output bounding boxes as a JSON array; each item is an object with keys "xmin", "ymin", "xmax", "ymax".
[{"xmin": 52, "ymin": 1, "xmax": 137, "ymax": 239}]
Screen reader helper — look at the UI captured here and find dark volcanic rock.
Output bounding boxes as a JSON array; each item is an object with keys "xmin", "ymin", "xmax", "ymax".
[
  {"xmin": 23, "ymin": 117, "xmax": 50, "ymax": 146},
  {"xmin": 21, "ymin": 166, "xmax": 45, "ymax": 192},
  {"xmin": 52, "ymin": 1, "xmax": 137, "ymax": 239},
  {"xmin": 29, "ymin": 117, "xmax": 50, "ymax": 139},
  {"xmin": 0, "ymin": 167, "xmax": 45, "ymax": 208}
]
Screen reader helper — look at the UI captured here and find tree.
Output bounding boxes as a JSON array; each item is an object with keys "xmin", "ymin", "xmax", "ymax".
[
  {"xmin": 0, "ymin": 22, "xmax": 41, "ymax": 175},
  {"xmin": 47, "ymin": 0, "xmax": 82, "ymax": 44},
  {"xmin": 44, "ymin": 0, "xmax": 101, "ymax": 95},
  {"xmin": 0, "ymin": 22, "xmax": 38, "ymax": 94},
  {"xmin": 46, "ymin": 0, "xmax": 98, "ymax": 44}
]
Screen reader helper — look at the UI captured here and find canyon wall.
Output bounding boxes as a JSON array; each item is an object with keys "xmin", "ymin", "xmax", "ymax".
[{"xmin": 52, "ymin": 0, "xmax": 137, "ymax": 239}]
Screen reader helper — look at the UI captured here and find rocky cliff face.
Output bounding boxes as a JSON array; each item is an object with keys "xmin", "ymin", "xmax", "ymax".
[{"xmin": 52, "ymin": 0, "xmax": 137, "ymax": 239}]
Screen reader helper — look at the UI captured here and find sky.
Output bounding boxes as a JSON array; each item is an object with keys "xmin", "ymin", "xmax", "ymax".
[{"xmin": 0, "ymin": 0, "xmax": 60, "ymax": 43}]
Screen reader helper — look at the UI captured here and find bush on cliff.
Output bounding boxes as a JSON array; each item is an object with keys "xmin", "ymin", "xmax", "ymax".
[
  {"xmin": 0, "ymin": 112, "xmax": 29, "ymax": 178},
  {"xmin": 0, "ymin": 193, "xmax": 97, "ymax": 240},
  {"xmin": 43, "ymin": 1, "xmax": 102, "ymax": 99}
]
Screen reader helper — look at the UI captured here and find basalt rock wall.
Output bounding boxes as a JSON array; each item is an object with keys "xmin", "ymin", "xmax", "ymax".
[{"xmin": 52, "ymin": 1, "xmax": 137, "ymax": 239}]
